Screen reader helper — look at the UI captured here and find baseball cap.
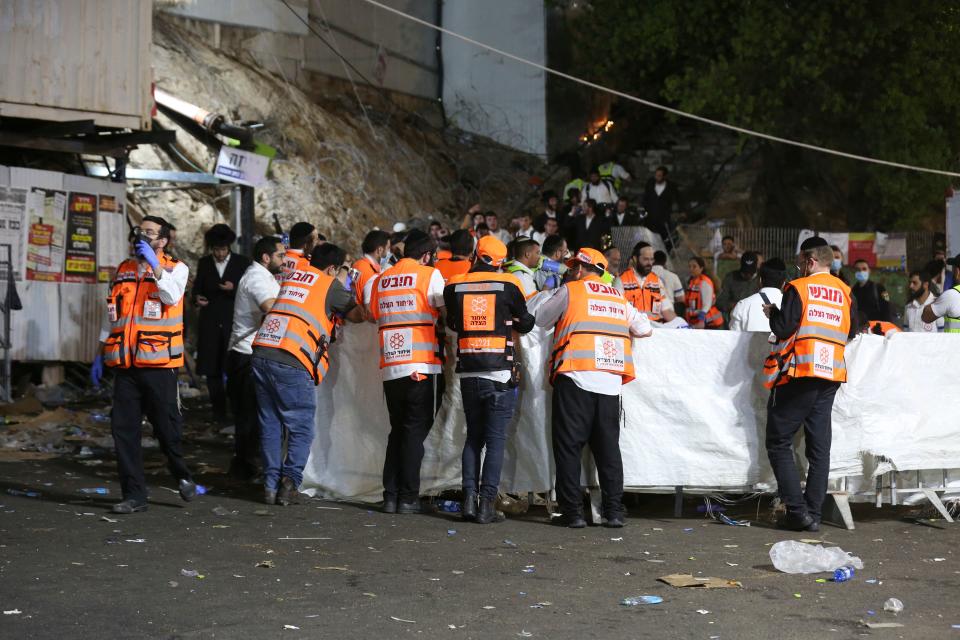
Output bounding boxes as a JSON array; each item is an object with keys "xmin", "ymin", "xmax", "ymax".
[
  {"xmin": 476, "ymin": 235, "xmax": 507, "ymax": 267},
  {"xmin": 565, "ymin": 247, "xmax": 608, "ymax": 272},
  {"xmin": 947, "ymin": 253, "xmax": 960, "ymax": 267},
  {"xmin": 740, "ymin": 251, "xmax": 759, "ymax": 275}
]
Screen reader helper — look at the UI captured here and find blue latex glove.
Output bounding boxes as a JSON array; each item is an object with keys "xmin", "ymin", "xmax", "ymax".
[
  {"xmin": 91, "ymin": 354, "xmax": 104, "ymax": 388},
  {"xmin": 135, "ymin": 239, "xmax": 160, "ymax": 270}
]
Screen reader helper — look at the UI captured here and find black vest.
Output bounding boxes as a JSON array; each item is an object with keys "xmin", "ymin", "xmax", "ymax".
[{"xmin": 449, "ymin": 272, "xmax": 520, "ymax": 373}]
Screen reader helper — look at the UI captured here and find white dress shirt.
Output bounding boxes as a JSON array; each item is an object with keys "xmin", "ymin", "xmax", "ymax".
[
  {"xmin": 903, "ymin": 291, "xmax": 943, "ymax": 332},
  {"xmin": 729, "ymin": 287, "xmax": 783, "ymax": 332},
  {"xmin": 652, "ymin": 265, "xmax": 684, "ymax": 302},
  {"xmin": 535, "ymin": 281, "xmax": 652, "ymax": 395},
  {"xmin": 229, "ymin": 262, "xmax": 281, "ymax": 354},
  {"xmin": 99, "ymin": 257, "xmax": 189, "ymax": 342},
  {"xmin": 364, "ymin": 267, "xmax": 446, "ymax": 381},
  {"xmin": 214, "ymin": 253, "xmax": 230, "ymax": 278}
]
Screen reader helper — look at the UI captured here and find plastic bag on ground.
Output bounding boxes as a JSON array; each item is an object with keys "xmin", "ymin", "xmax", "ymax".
[{"xmin": 769, "ymin": 540, "xmax": 864, "ymax": 574}]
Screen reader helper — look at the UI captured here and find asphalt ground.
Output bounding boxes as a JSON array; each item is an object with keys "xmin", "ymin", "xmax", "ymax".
[{"xmin": 1, "ymin": 413, "xmax": 958, "ymax": 639}]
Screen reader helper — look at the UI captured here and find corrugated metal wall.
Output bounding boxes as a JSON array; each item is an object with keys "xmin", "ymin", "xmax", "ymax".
[{"xmin": 0, "ymin": 0, "xmax": 153, "ymax": 130}]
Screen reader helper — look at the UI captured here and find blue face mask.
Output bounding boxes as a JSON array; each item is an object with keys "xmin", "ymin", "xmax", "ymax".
[
  {"xmin": 831, "ymin": 259, "xmax": 842, "ymax": 272},
  {"xmin": 855, "ymin": 270, "xmax": 869, "ymax": 283}
]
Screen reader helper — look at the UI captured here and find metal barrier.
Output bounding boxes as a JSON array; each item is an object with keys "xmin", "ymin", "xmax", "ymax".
[{"xmin": 0, "ymin": 244, "xmax": 13, "ymax": 402}]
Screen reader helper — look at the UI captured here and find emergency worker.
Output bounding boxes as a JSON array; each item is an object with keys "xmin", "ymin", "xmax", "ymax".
[
  {"xmin": 351, "ymin": 230, "xmax": 391, "ymax": 305},
  {"xmin": 365, "ymin": 230, "xmax": 446, "ymax": 515},
  {"xmin": 762, "ymin": 237, "xmax": 857, "ymax": 531},
  {"xmin": 685, "ymin": 257, "xmax": 723, "ymax": 328},
  {"xmin": 615, "ymin": 242, "xmax": 676, "ymax": 322},
  {"xmin": 282, "ymin": 222, "xmax": 320, "ymax": 280},
  {"xmin": 443, "ymin": 236, "xmax": 534, "ymax": 523},
  {"xmin": 252, "ymin": 244, "xmax": 361, "ymax": 506},
  {"xmin": 535, "ymin": 248, "xmax": 653, "ymax": 528},
  {"xmin": 436, "ymin": 229, "xmax": 474, "ymax": 283},
  {"xmin": 91, "ymin": 216, "xmax": 196, "ymax": 514}
]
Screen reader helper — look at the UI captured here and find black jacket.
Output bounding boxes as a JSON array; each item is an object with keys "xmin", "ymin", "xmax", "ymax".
[
  {"xmin": 567, "ymin": 213, "xmax": 611, "ymax": 252},
  {"xmin": 642, "ymin": 179, "xmax": 682, "ymax": 231},
  {"xmin": 191, "ymin": 252, "xmax": 251, "ymax": 374},
  {"xmin": 851, "ymin": 280, "xmax": 891, "ymax": 322}
]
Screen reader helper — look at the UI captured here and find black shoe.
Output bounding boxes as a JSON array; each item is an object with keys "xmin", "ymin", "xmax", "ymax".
[
  {"xmin": 112, "ymin": 499, "xmax": 148, "ymax": 514},
  {"xmin": 397, "ymin": 499, "xmax": 435, "ymax": 515},
  {"xmin": 805, "ymin": 518, "xmax": 821, "ymax": 533},
  {"xmin": 776, "ymin": 511, "xmax": 814, "ymax": 531},
  {"xmin": 475, "ymin": 497, "xmax": 503, "ymax": 524},
  {"xmin": 276, "ymin": 477, "xmax": 300, "ymax": 506},
  {"xmin": 178, "ymin": 479, "xmax": 197, "ymax": 502},
  {"xmin": 462, "ymin": 490, "xmax": 478, "ymax": 521},
  {"xmin": 553, "ymin": 513, "xmax": 587, "ymax": 528},
  {"xmin": 603, "ymin": 514, "xmax": 626, "ymax": 528},
  {"xmin": 382, "ymin": 496, "xmax": 397, "ymax": 514},
  {"xmin": 264, "ymin": 489, "xmax": 277, "ymax": 505}
]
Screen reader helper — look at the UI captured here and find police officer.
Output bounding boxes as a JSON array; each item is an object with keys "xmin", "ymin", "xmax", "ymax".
[
  {"xmin": 365, "ymin": 229, "xmax": 446, "ymax": 515},
  {"xmin": 762, "ymin": 236, "xmax": 857, "ymax": 532},
  {"xmin": 91, "ymin": 216, "xmax": 196, "ymax": 514},
  {"xmin": 252, "ymin": 243, "xmax": 361, "ymax": 505},
  {"xmin": 535, "ymin": 248, "xmax": 653, "ymax": 528},
  {"xmin": 443, "ymin": 236, "xmax": 535, "ymax": 523}
]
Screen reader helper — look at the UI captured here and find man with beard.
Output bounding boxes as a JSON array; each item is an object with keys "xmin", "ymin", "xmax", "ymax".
[
  {"xmin": 903, "ymin": 269, "xmax": 942, "ymax": 332},
  {"xmin": 614, "ymin": 242, "xmax": 676, "ymax": 323}
]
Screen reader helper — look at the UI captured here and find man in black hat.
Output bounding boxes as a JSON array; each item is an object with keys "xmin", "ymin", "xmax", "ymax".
[
  {"xmin": 717, "ymin": 251, "xmax": 761, "ymax": 322},
  {"xmin": 761, "ymin": 237, "xmax": 858, "ymax": 531}
]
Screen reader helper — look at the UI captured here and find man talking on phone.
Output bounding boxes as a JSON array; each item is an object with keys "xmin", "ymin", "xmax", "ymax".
[
  {"xmin": 761, "ymin": 237, "xmax": 857, "ymax": 532},
  {"xmin": 91, "ymin": 216, "xmax": 196, "ymax": 514}
]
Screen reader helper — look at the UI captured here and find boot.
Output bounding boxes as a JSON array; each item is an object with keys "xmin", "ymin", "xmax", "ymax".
[
  {"xmin": 475, "ymin": 497, "xmax": 502, "ymax": 524},
  {"xmin": 462, "ymin": 490, "xmax": 478, "ymax": 521}
]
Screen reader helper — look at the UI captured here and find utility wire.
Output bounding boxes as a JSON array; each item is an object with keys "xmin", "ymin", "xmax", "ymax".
[{"xmin": 359, "ymin": 0, "xmax": 960, "ymax": 180}]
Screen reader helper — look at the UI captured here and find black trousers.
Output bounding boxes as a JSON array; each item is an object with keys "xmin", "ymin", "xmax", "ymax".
[
  {"xmin": 551, "ymin": 375, "xmax": 624, "ymax": 519},
  {"xmin": 111, "ymin": 368, "xmax": 193, "ymax": 502},
  {"xmin": 765, "ymin": 378, "xmax": 839, "ymax": 520},
  {"xmin": 382, "ymin": 373, "xmax": 445, "ymax": 502},
  {"xmin": 226, "ymin": 350, "xmax": 260, "ymax": 476}
]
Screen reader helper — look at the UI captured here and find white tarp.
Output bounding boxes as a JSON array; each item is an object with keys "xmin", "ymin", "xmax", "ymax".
[{"xmin": 302, "ymin": 326, "xmax": 960, "ymax": 502}]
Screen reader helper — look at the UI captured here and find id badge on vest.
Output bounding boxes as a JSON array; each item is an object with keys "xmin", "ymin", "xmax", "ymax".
[
  {"xmin": 107, "ymin": 298, "xmax": 118, "ymax": 322},
  {"xmin": 143, "ymin": 299, "xmax": 162, "ymax": 320}
]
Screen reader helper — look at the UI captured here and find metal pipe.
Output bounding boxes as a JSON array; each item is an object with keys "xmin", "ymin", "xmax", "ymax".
[{"xmin": 154, "ymin": 87, "xmax": 253, "ymax": 143}]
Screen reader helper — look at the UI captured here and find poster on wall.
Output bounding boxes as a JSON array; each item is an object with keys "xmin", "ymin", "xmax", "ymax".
[
  {"xmin": 846, "ymin": 232, "xmax": 876, "ymax": 267},
  {"xmin": 63, "ymin": 192, "xmax": 98, "ymax": 283},
  {"xmin": 0, "ymin": 186, "xmax": 26, "ymax": 280},
  {"xmin": 97, "ymin": 195, "xmax": 127, "ymax": 282},
  {"xmin": 25, "ymin": 189, "xmax": 67, "ymax": 282}
]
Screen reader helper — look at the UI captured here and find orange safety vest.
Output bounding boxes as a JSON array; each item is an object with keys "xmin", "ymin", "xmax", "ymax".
[
  {"xmin": 550, "ymin": 276, "xmax": 635, "ymax": 384},
  {"xmin": 684, "ymin": 274, "xmax": 724, "ymax": 328},
  {"xmin": 351, "ymin": 255, "xmax": 381, "ymax": 306},
  {"xmin": 436, "ymin": 249, "xmax": 453, "ymax": 261},
  {"xmin": 436, "ymin": 256, "xmax": 472, "ymax": 284},
  {"xmin": 870, "ymin": 320, "xmax": 901, "ymax": 336},
  {"xmin": 252, "ymin": 264, "xmax": 336, "ymax": 385},
  {"xmin": 762, "ymin": 272, "xmax": 852, "ymax": 389},
  {"xmin": 619, "ymin": 268, "xmax": 665, "ymax": 321},
  {"xmin": 369, "ymin": 258, "xmax": 443, "ymax": 370},
  {"xmin": 282, "ymin": 248, "xmax": 309, "ymax": 282},
  {"xmin": 102, "ymin": 254, "xmax": 185, "ymax": 369}
]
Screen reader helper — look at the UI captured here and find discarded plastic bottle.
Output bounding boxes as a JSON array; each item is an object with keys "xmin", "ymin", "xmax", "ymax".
[
  {"xmin": 79, "ymin": 487, "xmax": 109, "ymax": 495},
  {"xmin": 620, "ymin": 595, "xmax": 663, "ymax": 606},
  {"xmin": 833, "ymin": 565, "xmax": 855, "ymax": 582},
  {"xmin": 437, "ymin": 500, "xmax": 461, "ymax": 513},
  {"xmin": 883, "ymin": 597, "xmax": 904, "ymax": 614}
]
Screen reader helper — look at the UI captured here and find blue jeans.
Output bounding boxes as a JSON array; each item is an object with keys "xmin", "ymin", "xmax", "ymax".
[
  {"xmin": 252, "ymin": 356, "xmax": 316, "ymax": 492},
  {"xmin": 460, "ymin": 376, "xmax": 517, "ymax": 500}
]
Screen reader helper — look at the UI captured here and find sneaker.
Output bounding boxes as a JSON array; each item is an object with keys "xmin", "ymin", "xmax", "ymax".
[
  {"xmin": 264, "ymin": 489, "xmax": 277, "ymax": 505},
  {"xmin": 178, "ymin": 479, "xmax": 197, "ymax": 502},
  {"xmin": 112, "ymin": 499, "xmax": 148, "ymax": 514},
  {"xmin": 276, "ymin": 477, "xmax": 300, "ymax": 506}
]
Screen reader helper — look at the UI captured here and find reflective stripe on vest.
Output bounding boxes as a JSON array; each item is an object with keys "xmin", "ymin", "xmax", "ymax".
[
  {"xmin": 550, "ymin": 277, "xmax": 635, "ymax": 384},
  {"xmin": 252, "ymin": 265, "xmax": 335, "ymax": 384},
  {"xmin": 281, "ymin": 249, "xmax": 308, "ymax": 283},
  {"xmin": 762, "ymin": 272, "xmax": 851, "ymax": 389},
  {"xmin": 946, "ymin": 285, "xmax": 960, "ymax": 333},
  {"xmin": 370, "ymin": 259, "xmax": 442, "ymax": 369},
  {"xmin": 351, "ymin": 256, "xmax": 380, "ymax": 306},
  {"xmin": 620, "ymin": 269, "xmax": 665, "ymax": 321},
  {"xmin": 446, "ymin": 271, "xmax": 524, "ymax": 373},
  {"xmin": 684, "ymin": 274, "xmax": 723, "ymax": 327},
  {"xmin": 102, "ymin": 254, "xmax": 185, "ymax": 370}
]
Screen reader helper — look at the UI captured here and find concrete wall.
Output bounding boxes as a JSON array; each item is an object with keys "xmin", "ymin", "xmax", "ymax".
[{"xmin": 441, "ymin": 0, "xmax": 548, "ymax": 157}]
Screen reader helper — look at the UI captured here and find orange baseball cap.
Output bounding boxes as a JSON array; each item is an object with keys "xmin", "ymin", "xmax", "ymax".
[
  {"xmin": 566, "ymin": 247, "xmax": 607, "ymax": 271},
  {"xmin": 476, "ymin": 235, "xmax": 508, "ymax": 267}
]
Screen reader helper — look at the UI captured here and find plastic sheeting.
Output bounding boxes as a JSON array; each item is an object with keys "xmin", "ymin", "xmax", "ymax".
[{"xmin": 302, "ymin": 325, "xmax": 960, "ymax": 502}]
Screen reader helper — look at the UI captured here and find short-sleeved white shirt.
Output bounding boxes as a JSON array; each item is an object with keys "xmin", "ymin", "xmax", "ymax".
[
  {"xmin": 904, "ymin": 292, "xmax": 943, "ymax": 333},
  {"xmin": 931, "ymin": 287, "xmax": 960, "ymax": 320},
  {"xmin": 364, "ymin": 267, "xmax": 446, "ymax": 381},
  {"xmin": 230, "ymin": 262, "xmax": 281, "ymax": 354}
]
